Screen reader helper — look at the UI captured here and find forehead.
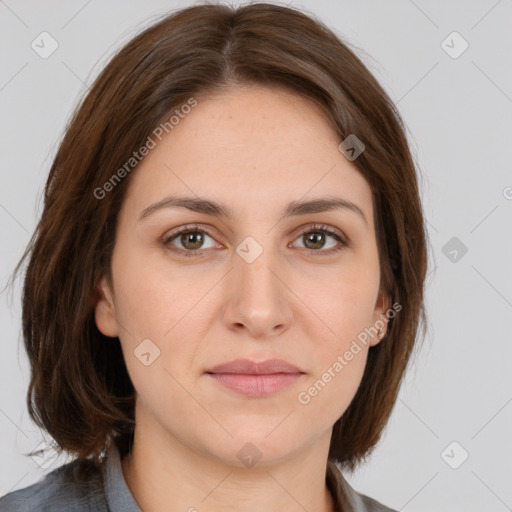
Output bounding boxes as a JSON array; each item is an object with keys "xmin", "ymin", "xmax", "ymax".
[{"xmin": 120, "ymin": 85, "xmax": 373, "ymax": 225}]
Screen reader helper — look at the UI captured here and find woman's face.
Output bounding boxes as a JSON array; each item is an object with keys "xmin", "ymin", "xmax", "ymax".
[{"xmin": 95, "ymin": 84, "xmax": 390, "ymax": 466}]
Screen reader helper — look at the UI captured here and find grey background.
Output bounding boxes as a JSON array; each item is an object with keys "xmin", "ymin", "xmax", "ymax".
[{"xmin": 1, "ymin": 0, "xmax": 511, "ymax": 510}]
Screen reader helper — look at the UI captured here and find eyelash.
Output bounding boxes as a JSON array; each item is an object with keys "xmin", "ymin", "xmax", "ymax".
[{"xmin": 162, "ymin": 223, "xmax": 349, "ymax": 258}]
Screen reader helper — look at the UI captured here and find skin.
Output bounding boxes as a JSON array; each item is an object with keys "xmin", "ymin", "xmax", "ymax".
[{"xmin": 94, "ymin": 84, "xmax": 390, "ymax": 512}]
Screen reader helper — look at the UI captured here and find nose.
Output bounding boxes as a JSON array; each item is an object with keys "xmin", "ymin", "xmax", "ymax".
[{"xmin": 221, "ymin": 242, "xmax": 294, "ymax": 340}]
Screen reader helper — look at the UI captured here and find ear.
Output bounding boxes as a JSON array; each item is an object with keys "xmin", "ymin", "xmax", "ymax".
[
  {"xmin": 93, "ymin": 275, "xmax": 119, "ymax": 338},
  {"xmin": 369, "ymin": 288, "xmax": 391, "ymax": 347}
]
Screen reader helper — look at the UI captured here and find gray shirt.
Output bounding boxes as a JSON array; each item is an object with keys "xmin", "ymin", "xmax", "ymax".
[{"xmin": 0, "ymin": 445, "xmax": 397, "ymax": 511}]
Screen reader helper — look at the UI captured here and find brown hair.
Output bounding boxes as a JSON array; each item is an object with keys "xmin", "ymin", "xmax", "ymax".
[{"xmin": 6, "ymin": 1, "xmax": 429, "ymax": 479}]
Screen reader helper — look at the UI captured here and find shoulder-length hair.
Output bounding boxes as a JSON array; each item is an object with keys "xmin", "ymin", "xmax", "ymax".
[{"xmin": 7, "ymin": 1, "xmax": 429, "ymax": 476}]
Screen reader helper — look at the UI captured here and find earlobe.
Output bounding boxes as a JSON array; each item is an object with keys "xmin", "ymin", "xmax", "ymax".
[
  {"xmin": 370, "ymin": 289, "xmax": 392, "ymax": 347},
  {"xmin": 93, "ymin": 276, "xmax": 119, "ymax": 338}
]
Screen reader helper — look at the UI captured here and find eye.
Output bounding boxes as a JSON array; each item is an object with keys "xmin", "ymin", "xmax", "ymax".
[
  {"xmin": 162, "ymin": 223, "xmax": 349, "ymax": 258},
  {"xmin": 162, "ymin": 224, "xmax": 219, "ymax": 257},
  {"xmin": 291, "ymin": 224, "xmax": 348, "ymax": 255}
]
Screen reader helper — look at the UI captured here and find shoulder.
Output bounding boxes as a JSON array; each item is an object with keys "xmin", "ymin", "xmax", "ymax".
[
  {"xmin": 0, "ymin": 459, "xmax": 108, "ymax": 512},
  {"xmin": 355, "ymin": 491, "xmax": 399, "ymax": 512},
  {"xmin": 326, "ymin": 459, "xmax": 398, "ymax": 512}
]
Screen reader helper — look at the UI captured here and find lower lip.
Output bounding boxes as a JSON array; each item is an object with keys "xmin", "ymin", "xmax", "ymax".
[{"xmin": 207, "ymin": 372, "xmax": 304, "ymax": 397}]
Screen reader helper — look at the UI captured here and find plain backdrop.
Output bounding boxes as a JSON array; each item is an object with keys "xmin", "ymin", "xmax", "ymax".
[{"xmin": 1, "ymin": 1, "xmax": 511, "ymax": 511}]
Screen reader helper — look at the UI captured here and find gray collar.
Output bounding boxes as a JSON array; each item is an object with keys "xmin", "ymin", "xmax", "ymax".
[{"xmin": 103, "ymin": 444, "xmax": 141, "ymax": 512}]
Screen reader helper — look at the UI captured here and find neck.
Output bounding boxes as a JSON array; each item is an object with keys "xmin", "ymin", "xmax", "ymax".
[{"xmin": 121, "ymin": 420, "xmax": 335, "ymax": 512}]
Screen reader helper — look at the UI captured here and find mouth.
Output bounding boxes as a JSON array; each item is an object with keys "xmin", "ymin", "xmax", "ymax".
[{"xmin": 205, "ymin": 358, "xmax": 305, "ymax": 398}]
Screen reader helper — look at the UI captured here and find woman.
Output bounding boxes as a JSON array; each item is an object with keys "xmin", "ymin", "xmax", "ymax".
[{"xmin": 1, "ymin": 2, "xmax": 429, "ymax": 511}]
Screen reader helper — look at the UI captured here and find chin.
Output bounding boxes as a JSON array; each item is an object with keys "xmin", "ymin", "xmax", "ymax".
[{"xmin": 202, "ymin": 428, "xmax": 308, "ymax": 469}]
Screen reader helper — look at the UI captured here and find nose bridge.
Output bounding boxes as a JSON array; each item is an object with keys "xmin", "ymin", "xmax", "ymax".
[
  {"xmin": 226, "ymin": 232, "xmax": 292, "ymax": 332},
  {"xmin": 235, "ymin": 233, "xmax": 281, "ymax": 301}
]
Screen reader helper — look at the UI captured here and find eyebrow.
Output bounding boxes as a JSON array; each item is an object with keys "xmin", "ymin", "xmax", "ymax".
[{"xmin": 138, "ymin": 195, "xmax": 368, "ymax": 227}]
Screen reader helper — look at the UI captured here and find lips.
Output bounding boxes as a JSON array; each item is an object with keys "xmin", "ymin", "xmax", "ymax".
[
  {"xmin": 205, "ymin": 358, "xmax": 305, "ymax": 398},
  {"xmin": 206, "ymin": 358, "xmax": 304, "ymax": 375}
]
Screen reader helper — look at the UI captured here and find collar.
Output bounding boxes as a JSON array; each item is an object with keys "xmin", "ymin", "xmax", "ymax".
[
  {"xmin": 103, "ymin": 444, "xmax": 141, "ymax": 512},
  {"xmin": 326, "ymin": 459, "xmax": 373, "ymax": 511}
]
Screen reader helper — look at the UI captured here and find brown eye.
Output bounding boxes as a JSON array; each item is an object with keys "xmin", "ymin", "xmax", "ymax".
[
  {"xmin": 292, "ymin": 224, "xmax": 348, "ymax": 255},
  {"xmin": 177, "ymin": 231, "xmax": 206, "ymax": 250},
  {"xmin": 302, "ymin": 231, "xmax": 328, "ymax": 250},
  {"xmin": 163, "ymin": 225, "xmax": 217, "ymax": 256}
]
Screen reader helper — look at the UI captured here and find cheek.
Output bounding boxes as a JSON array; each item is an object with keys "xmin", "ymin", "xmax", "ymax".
[
  {"xmin": 296, "ymin": 265, "xmax": 378, "ymax": 340},
  {"xmin": 297, "ymin": 332, "xmax": 370, "ymax": 425},
  {"xmin": 296, "ymin": 356, "xmax": 368, "ymax": 435},
  {"xmin": 111, "ymin": 251, "xmax": 214, "ymax": 398},
  {"xmin": 111, "ymin": 246, "xmax": 208, "ymax": 339},
  {"xmin": 294, "ymin": 266, "xmax": 376, "ymax": 408}
]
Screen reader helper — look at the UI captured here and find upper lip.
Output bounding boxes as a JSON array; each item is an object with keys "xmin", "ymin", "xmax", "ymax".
[{"xmin": 206, "ymin": 358, "xmax": 304, "ymax": 375}]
